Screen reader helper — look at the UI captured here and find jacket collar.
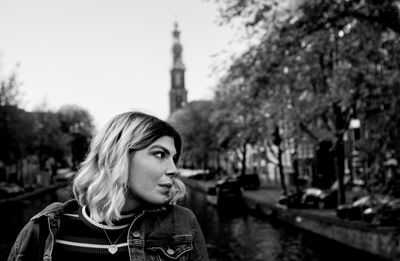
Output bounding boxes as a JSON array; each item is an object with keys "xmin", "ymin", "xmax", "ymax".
[
  {"xmin": 30, "ymin": 199, "xmax": 78, "ymax": 221},
  {"xmin": 30, "ymin": 199, "xmax": 168, "ymax": 221}
]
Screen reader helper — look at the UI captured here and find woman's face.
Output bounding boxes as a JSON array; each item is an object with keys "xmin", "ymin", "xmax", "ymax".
[{"xmin": 127, "ymin": 135, "xmax": 178, "ymax": 207}]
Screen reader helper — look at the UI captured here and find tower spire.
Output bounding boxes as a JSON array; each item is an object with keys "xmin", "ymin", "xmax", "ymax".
[
  {"xmin": 169, "ymin": 22, "xmax": 187, "ymax": 114},
  {"xmin": 172, "ymin": 21, "xmax": 184, "ymax": 70},
  {"xmin": 173, "ymin": 21, "xmax": 179, "ymax": 38}
]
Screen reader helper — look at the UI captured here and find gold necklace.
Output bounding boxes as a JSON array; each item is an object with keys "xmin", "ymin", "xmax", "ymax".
[{"xmin": 102, "ymin": 227, "xmax": 127, "ymax": 254}]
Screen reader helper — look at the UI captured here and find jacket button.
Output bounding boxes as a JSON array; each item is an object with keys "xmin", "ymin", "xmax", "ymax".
[
  {"xmin": 132, "ymin": 231, "xmax": 140, "ymax": 238},
  {"xmin": 167, "ymin": 248, "xmax": 175, "ymax": 255}
]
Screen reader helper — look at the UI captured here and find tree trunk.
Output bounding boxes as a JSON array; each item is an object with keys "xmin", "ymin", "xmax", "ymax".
[
  {"xmin": 278, "ymin": 145, "xmax": 287, "ymax": 195},
  {"xmin": 335, "ymin": 135, "xmax": 346, "ymax": 205},
  {"xmin": 241, "ymin": 143, "xmax": 247, "ymax": 176},
  {"xmin": 293, "ymin": 157, "xmax": 300, "ymax": 193},
  {"xmin": 216, "ymin": 149, "xmax": 221, "ymax": 179},
  {"xmin": 203, "ymin": 152, "xmax": 208, "ymax": 171}
]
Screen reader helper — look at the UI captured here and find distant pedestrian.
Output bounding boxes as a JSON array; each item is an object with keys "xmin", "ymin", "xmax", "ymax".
[{"xmin": 8, "ymin": 111, "xmax": 209, "ymax": 261}]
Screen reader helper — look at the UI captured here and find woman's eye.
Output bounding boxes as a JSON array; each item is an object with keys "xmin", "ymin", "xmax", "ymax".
[{"xmin": 154, "ymin": 151, "xmax": 165, "ymax": 159}]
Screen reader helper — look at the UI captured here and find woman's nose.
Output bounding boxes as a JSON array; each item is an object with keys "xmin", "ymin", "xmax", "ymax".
[{"xmin": 166, "ymin": 160, "xmax": 178, "ymax": 177}]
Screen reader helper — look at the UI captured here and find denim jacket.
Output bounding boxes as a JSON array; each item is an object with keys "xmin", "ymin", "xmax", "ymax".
[{"xmin": 8, "ymin": 199, "xmax": 209, "ymax": 261}]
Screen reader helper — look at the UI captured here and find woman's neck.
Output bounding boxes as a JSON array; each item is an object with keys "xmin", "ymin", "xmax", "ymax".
[{"xmin": 121, "ymin": 193, "xmax": 142, "ymax": 213}]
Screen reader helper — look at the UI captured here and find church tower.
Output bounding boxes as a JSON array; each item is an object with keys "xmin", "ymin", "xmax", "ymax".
[{"xmin": 169, "ymin": 22, "xmax": 187, "ymax": 114}]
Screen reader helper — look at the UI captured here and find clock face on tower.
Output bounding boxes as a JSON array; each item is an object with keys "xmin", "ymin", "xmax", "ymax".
[
  {"xmin": 174, "ymin": 71, "xmax": 182, "ymax": 87},
  {"xmin": 174, "ymin": 44, "xmax": 182, "ymax": 53}
]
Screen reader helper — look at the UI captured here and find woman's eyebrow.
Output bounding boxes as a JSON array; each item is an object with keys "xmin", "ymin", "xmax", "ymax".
[{"xmin": 148, "ymin": 145, "xmax": 176, "ymax": 157}]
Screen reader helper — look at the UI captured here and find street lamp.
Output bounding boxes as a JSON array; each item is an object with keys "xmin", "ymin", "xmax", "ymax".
[
  {"xmin": 349, "ymin": 118, "xmax": 361, "ymax": 140},
  {"xmin": 349, "ymin": 118, "xmax": 360, "ymax": 129}
]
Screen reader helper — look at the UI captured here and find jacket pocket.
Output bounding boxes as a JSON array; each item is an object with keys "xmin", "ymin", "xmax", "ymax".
[{"xmin": 146, "ymin": 235, "xmax": 193, "ymax": 260}]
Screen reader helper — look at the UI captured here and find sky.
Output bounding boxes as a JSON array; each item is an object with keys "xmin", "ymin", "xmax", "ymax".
[{"xmin": 0, "ymin": 0, "xmax": 240, "ymax": 129}]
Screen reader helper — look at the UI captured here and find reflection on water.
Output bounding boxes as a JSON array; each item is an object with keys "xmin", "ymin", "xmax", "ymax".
[
  {"xmin": 184, "ymin": 188, "xmax": 300, "ymax": 261},
  {"xmin": 0, "ymin": 187, "xmax": 71, "ymax": 261},
  {"xmin": 183, "ymin": 187, "xmax": 386, "ymax": 261}
]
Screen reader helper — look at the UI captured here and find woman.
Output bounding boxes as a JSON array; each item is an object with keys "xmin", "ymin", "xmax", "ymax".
[{"xmin": 8, "ymin": 111, "xmax": 209, "ymax": 261}]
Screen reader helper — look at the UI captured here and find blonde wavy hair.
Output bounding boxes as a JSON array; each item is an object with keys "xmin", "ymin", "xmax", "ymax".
[{"xmin": 73, "ymin": 111, "xmax": 186, "ymax": 225}]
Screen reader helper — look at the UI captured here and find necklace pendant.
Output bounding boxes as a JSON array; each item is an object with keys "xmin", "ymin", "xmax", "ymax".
[{"xmin": 108, "ymin": 246, "xmax": 118, "ymax": 254}]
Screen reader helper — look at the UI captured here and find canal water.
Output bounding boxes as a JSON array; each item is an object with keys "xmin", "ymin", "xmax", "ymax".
[
  {"xmin": 183, "ymin": 187, "xmax": 385, "ymax": 261},
  {"xmin": 0, "ymin": 185, "xmax": 385, "ymax": 261}
]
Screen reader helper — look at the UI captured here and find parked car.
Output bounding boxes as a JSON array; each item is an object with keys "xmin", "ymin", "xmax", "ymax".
[
  {"xmin": 373, "ymin": 198, "xmax": 400, "ymax": 226},
  {"xmin": 55, "ymin": 168, "xmax": 76, "ymax": 182},
  {"xmin": 336, "ymin": 195, "xmax": 400, "ymax": 226},
  {"xmin": 0, "ymin": 182, "xmax": 25, "ymax": 198},
  {"xmin": 236, "ymin": 174, "xmax": 260, "ymax": 190},
  {"xmin": 206, "ymin": 178, "xmax": 244, "ymax": 208},
  {"xmin": 336, "ymin": 195, "xmax": 374, "ymax": 221},
  {"xmin": 278, "ymin": 187, "xmax": 338, "ymax": 209},
  {"xmin": 186, "ymin": 169, "xmax": 215, "ymax": 181}
]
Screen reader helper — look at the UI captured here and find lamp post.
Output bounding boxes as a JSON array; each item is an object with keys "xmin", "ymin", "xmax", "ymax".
[
  {"xmin": 333, "ymin": 102, "xmax": 347, "ymax": 205},
  {"xmin": 349, "ymin": 118, "xmax": 361, "ymax": 182}
]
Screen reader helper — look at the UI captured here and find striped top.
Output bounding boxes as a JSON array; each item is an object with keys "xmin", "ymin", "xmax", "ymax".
[{"xmin": 53, "ymin": 206, "xmax": 137, "ymax": 261}]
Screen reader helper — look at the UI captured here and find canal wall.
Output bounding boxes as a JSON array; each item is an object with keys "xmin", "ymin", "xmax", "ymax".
[
  {"xmin": 0, "ymin": 181, "xmax": 70, "ymax": 206},
  {"xmin": 275, "ymin": 207, "xmax": 400, "ymax": 261},
  {"xmin": 182, "ymin": 178, "xmax": 400, "ymax": 261}
]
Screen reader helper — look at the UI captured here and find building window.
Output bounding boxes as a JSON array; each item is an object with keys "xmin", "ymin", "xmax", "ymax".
[{"xmin": 298, "ymin": 143, "xmax": 314, "ymax": 159}]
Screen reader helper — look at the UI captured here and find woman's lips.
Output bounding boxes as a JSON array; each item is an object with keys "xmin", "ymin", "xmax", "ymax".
[
  {"xmin": 159, "ymin": 183, "xmax": 172, "ymax": 188},
  {"xmin": 158, "ymin": 183, "xmax": 172, "ymax": 194}
]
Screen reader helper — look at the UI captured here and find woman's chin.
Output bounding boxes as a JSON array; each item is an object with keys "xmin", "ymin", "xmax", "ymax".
[{"xmin": 144, "ymin": 194, "xmax": 170, "ymax": 205}]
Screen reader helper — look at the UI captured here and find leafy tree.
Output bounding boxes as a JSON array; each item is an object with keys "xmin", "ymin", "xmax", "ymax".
[
  {"xmin": 0, "ymin": 106, "xmax": 35, "ymax": 166},
  {"xmin": 0, "ymin": 67, "xmax": 29, "ymax": 162},
  {"xmin": 211, "ymin": 0, "xmax": 400, "ymax": 197},
  {"xmin": 212, "ymin": 75, "xmax": 271, "ymax": 176},
  {"xmin": 57, "ymin": 105, "xmax": 94, "ymax": 170},
  {"xmin": 168, "ymin": 100, "xmax": 219, "ymax": 170},
  {"xmin": 213, "ymin": 0, "xmax": 400, "ymax": 34},
  {"xmin": 0, "ymin": 66, "xmax": 37, "ymax": 183},
  {"xmin": 0, "ymin": 64, "xmax": 21, "ymax": 107},
  {"xmin": 31, "ymin": 111, "xmax": 70, "ymax": 170}
]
